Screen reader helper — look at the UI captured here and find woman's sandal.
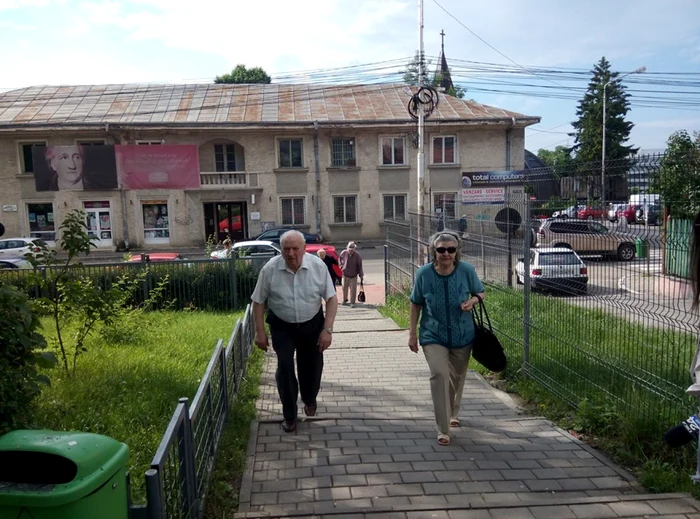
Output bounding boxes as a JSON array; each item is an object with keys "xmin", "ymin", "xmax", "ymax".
[
  {"xmin": 437, "ymin": 433, "xmax": 451, "ymax": 446},
  {"xmin": 450, "ymin": 419, "xmax": 459, "ymax": 428}
]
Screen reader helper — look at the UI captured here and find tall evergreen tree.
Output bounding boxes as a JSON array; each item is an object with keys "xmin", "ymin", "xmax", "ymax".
[{"xmin": 568, "ymin": 57, "xmax": 638, "ymax": 198}]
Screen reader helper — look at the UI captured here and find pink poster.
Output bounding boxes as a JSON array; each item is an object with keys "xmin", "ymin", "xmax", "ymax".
[{"xmin": 116, "ymin": 145, "xmax": 200, "ymax": 189}]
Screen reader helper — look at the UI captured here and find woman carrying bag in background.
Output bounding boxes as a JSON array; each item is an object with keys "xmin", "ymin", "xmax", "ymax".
[{"xmin": 408, "ymin": 231, "xmax": 485, "ymax": 446}]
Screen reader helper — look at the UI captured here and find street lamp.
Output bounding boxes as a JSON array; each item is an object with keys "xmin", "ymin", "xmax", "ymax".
[{"xmin": 601, "ymin": 65, "xmax": 646, "ymax": 214}]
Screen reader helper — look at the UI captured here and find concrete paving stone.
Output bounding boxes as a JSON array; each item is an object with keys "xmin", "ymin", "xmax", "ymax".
[
  {"xmin": 350, "ymin": 485, "xmax": 391, "ymax": 499},
  {"xmin": 296, "ymin": 457, "xmax": 330, "ymax": 467},
  {"xmin": 590, "ymin": 476, "xmax": 628, "ymax": 489},
  {"xmin": 481, "ymin": 493, "xmax": 523, "ymax": 504},
  {"xmin": 490, "ymin": 508, "xmax": 536, "ymax": 519},
  {"xmin": 648, "ymin": 498, "xmax": 700, "ymax": 514},
  {"xmin": 260, "ymin": 479, "xmax": 296, "ymax": 492},
  {"xmin": 469, "ymin": 470, "xmax": 506, "ymax": 481},
  {"xmin": 332, "ymin": 474, "xmax": 368, "ymax": 487},
  {"xmin": 277, "ymin": 489, "xmax": 315, "ymax": 504},
  {"xmin": 528, "ymin": 505, "xmax": 577, "ymax": 519},
  {"xmin": 298, "ymin": 476, "xmax": 333, "ymax": 489},
  {"xmin": 524, "ymin": 479, "xmax": 563, "ymax": 492},
  {"xmin": 608, "ymin": 501, "xmax": 657, "ymax": 516},
  {"xmin": 315, "ymin": 486, "xmax": 352, "ymax": 501},
  {"xmin": 447, "ymin": 510, "xmax": 492, "ymax": 519},
  {"xmin": 386, "ymin": 484, "xmax": 425, "ymax": 496},
  {"xmin": 491, "ymin": 480, "xmax": 528, "ymax": 492},
  {"xmin": 367, "ymin": 472, "xmax": 404, "ymax": 485},
  {"xmin": 408, "ymin": 495, "xmax": 450, "ymax": 507},
  {"xmin": 401, "ymin": 471, "xmax": 438, "ymax": 483},
  {"xmin": 456, "ymin": 481, "xmax": 495, "ymax": 493},
  {"xmin": 346, "ymin": 463, "xmax": 381, "ymax": 474},
  {"xmin": 435, "ymin": 470, "xmax": 471, "ymax": 482},
  {"xmin": 507, "ymin": 460, "xmax": 543, "ymax": 470},
  {"xmin": 407, "ymin": 511, "xmax": 450, "ymax": 519},
  {"xmin": 568, "ymin": 503, "xmax": 618, "ymax": 518},
  {"xmin": 476, "ymin": 460, "xmax": 511, "ymax": 470}
]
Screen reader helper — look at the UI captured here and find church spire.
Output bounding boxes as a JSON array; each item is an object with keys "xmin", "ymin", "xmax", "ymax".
[{"xmin": 435, "ymin": 29, "xmax": 454, "ymax": 92}]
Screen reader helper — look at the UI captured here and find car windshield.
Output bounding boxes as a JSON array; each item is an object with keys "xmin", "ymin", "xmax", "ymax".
[
  {"xmin": 589, "ymin": 222, "xmax": 608, "ymax": 234},
  {"xmin": 538, "ymin": 253, "xmax": 581, "ymax": 266}
]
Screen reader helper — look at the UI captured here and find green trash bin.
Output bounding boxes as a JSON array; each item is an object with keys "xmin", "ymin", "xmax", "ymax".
[
  {"xmin": 635, "ymin": 237, "xmax": 647, "ymax": 259},
  {"xmin": 0, "ymin": 430, "xmax": 129, "ymax": 519}
]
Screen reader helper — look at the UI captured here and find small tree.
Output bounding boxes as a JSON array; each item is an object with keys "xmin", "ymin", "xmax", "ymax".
[
  {"xmin": 215, "ymin": 65, "xmax": 271, "ymax": 84},
  {"xmin": 401, "ymin": 53, "xmax": 466, "ymax": 98},
  {"xmin": 0, "ymin": 283, "xmax": 56, "ymax": 434},
  {"xmin": 537, "ymin": 146, "xmax": 575, "ymax": 178},
  {"xmin": 653, "ymin": 130, "xmax": 700, "ymax": 219},
  {"xmin": 28, "ymin": 210, "xmax": 125, "ymax": 375}
]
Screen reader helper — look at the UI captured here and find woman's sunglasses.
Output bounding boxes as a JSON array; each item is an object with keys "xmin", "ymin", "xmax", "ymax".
[{"xmin": 436, "ymin": 247, "xmax": 457, "ymax": 254}]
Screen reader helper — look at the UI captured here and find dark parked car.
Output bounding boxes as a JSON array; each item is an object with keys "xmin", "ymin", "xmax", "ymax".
[
  {"xmin": 643, "ymin": 204, "xmax": 661, "ymax": 226},
  {"xmin": 253, "ymin": 228, "xmax": 319, "ymax": 244}
]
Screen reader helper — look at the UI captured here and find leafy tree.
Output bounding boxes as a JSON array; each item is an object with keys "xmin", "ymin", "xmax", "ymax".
[
  {"xmin": 215, "ymin": 64, "xmax": 271, "ymax": 84},
  {"xmin": 0, "ymin": 282, "xmax": 56, "ymax": 434},
  {"xmin": 401, "ymin": 53, "xmax": 465, "ymax": 98},
  {"xmin": 537, "ymin": 146, "xmax": 575, "ymax": 177},
  {"xmin": 28, "ymin": 210, "xmax": 128, "ymax": 375},
  {"xmin": 652, "ymin": 130, "xmax": 700, "ymax": 219}
]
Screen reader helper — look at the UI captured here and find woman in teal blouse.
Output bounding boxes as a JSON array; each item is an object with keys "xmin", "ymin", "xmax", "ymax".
[{"xmin": 409, "ymin": 231, "xmax": 485, "ymax": 446}]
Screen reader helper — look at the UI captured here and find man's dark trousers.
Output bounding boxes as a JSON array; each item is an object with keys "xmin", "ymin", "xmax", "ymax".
[{"xmin": 266, "ymin": 309, "xmax": 325, "ymax": 421}]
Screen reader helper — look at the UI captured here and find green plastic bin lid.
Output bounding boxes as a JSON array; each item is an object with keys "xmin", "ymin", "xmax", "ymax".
[{"xmin": 0, "ymin": 430, "xmax": 129, "ymax": 507}]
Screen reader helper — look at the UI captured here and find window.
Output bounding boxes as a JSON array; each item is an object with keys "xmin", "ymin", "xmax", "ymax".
[
  {"xmin": 331, "ymin": 138, "xmax": 356, "ymax": 167},
  {"xmin": 19, "ymin": 142, "xmax": 46, "ymax": 173},
  {"xmin": 27, "ymin": 203, "xmax": 56, "ymax": 241},
  {"xmin": 137, "ymin": 141, "xmax": 162, "ymax": 145},
  {"xmin": 142, "ymin": 202, "xmax": 170, "ymax": 243},
  {"xmin": 433, "ymin": 193, "xmax": 457, "ymax": 219},
  {"xmin": 281, "ymin": 197, "xmax": 306, "ymax": 225},
  {"xmin": 214, "ymin": 144, "xmax": 236, "ymax": 172},
  {"xmin": 278, "ymin": 139, "xmax": 303, "ymax": 168},
  {"xmin": 77, "ymin": 140, "xmax": 105, "ymax": 146},
  {"xmin": 432, "ymin": 136, "xmax": 456, "ymax": 164},
  {"xmin": 383, "ymin": 194, "xmax": 407, "ymax": 220},
  {"xmin": 333, "ymin": 195, "xmax": 357, "ymax": 223},
  {"xmin": 381, "ymin": 137, "xmax": 405, "ymax": 165}
]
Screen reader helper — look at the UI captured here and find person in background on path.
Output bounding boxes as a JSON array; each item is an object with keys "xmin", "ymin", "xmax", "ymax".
[
  {"xmin": 251, "ymin": 230, "xmax": 338, "ymax": 433},
  {"xmin": 408, "ymin": 231, "xmax": 485, "ymax": 446},
  {"xmin": 317, "ymin": 248, "xmax": 339, "ymax": 288},
  {"xmin": 339, "ymin": 241, "xmax": 363, "ymax": 307}
]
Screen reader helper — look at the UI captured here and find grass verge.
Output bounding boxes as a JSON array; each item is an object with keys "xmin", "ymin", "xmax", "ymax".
[
  {"xmin": 31, "ymin": 310, "xmax": 241, "ymax": 503},
  {"xmin": 379, "ymin": 288, "xmax": 700, "ymax": 498},
  {"xmin": 205, "ymin": 347, "xmax": 264, "ymax": 517}
]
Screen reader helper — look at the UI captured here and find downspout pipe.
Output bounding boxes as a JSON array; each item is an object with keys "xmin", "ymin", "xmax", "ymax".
[
  {"xmin": 505, "ymin": 116, "xmax": 516, "ymax": 171},
  {"xmin": 313, "ymin": 121, "xmax": 322, "ymax": 241},
  {"xmin": 106, "ymin": 123, "xmax": 130, "ymax": 251}
]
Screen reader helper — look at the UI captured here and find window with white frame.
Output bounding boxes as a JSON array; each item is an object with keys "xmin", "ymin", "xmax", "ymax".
[
  {"xmin": 280, "ymin": 197, "xmax": 306, "ymax": 225},
  {"xmin": 333, "ymin": 195, "xmax": 357, "ymax": 223},
  {"xmin": 383, "ymin": 194, "xmax": 407, "ymax": 220},
  {"xmin": 381, "ymin": 137, "xmax": 405, "ymax": 165},
  {"xmin": 432, "ymin": 136, "xmax": 456, "ymax": 164},
  {"xmin": 433, "ymin": 193, "xmax": 457, "ymax": 219},
  {"xmin": 19, "ymin": 142, "xmax": 47, "ymax": 174},
  {"xmin": 278, "ymin": 139, "xmax": 303, "ymax": 168},
  {"xmin": 214, "ymin": 144, "xmax": 236, "ymax": 172},
  {"xmin": 331, "ymin": 138, "xmax": 356, "ymax": 167}
]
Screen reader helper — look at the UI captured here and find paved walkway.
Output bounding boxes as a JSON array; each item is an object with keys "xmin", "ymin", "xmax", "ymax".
[{"xmin": 236, "ymin": 306, "xmax": 700, "ymax": 519}]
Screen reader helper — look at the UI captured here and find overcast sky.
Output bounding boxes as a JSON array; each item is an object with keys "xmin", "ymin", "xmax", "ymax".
[{"xmin": 2, "ymin": 0, "xmax": 699, "ymax": 152}]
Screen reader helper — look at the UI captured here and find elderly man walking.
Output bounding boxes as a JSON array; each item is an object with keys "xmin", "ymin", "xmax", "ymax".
[
  {"xmin": 251, "ymin": 230, "xmax": 338, "ymax": 432},
  {"xmin": 339, "ymin": 241, "xmax": 364, "ymax": 307}
]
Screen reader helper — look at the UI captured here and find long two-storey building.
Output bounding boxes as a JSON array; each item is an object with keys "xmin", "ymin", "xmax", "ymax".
[{"xmin": 0, "ymin": 83, "xmax": 539, "ymax": 249}]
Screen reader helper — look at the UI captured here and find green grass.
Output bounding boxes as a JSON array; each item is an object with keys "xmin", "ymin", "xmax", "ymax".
[
  {"xmin": 31, "ymin": 310, "xmax": 242, "ymax": 503},
  {"xmin": 205, "ymin": 347, "xmax": 264, "ymax": 517},
  {"xmin": 379, "ymin": 288, "xmax": 700, "ymax": 497}
]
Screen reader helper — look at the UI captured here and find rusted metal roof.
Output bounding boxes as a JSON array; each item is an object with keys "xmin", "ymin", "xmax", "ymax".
[{"xmin": 0, "ymin": 83, "xmax": 539, "ymax": 127}]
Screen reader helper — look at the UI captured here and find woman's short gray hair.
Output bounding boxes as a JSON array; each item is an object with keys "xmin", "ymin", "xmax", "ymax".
[
  {"xmin": 280, "ymin": 230, "xmax": 306, "ymax": 247},
  {"xmin": 428, "ymin": 231, "xmax": 462, "ymax": 263}
]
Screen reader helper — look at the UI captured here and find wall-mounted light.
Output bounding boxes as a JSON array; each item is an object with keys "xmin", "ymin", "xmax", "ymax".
[
  {"xmin": 312, "ymin": 195, "xmax": 314, "ymax": 202},
  {"xmin": 130, "ymin": 200, "xmax": 133, "ymax": 205},
  {"xmin": 176, "ymin": 199, "xmax": 179, "ymax": 204},
  {"xmin": 269, "ymin": 196, "xmax": 272, "ymax": 202},
  {"xmin": 368, "ymin": 193, "xmax": 371, "ymax": 199},
  {"xmin": 63, "ymin": 201, "xmax": 67, "ymax": 207},
  {"xmin": 251, "ymin": 194, "xmax": 256, "ymax": 205}
]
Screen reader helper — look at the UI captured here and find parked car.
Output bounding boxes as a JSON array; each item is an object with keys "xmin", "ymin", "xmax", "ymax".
[
  {"xmin": 536, "ymin": 219, "xmax": 637, "ymax": 261},
  {"xmin": 305, "ymin": 243, "xmax": 342, "ymax": 282},
  {"xmin": 0, "ymin": 237, "xmax": 46, "ymax": 258},
  {"xmin": 516, "ymin": 247, "xmax": 588, "ymax": 294},
  {"xmin": 643, "ymin": 204, "xmax": 661, "ymax": 226},
  {"xmin": 615, "ymin": 205, "xmax": 642, "ymax": 224},
  {"xmin": 607, "ymin": 203, "xmax": 627, "ymax": 222},
  {"xmin": 127, "ymin": 252, "xmax": 185, "ymax": 262},
  {"xmin": 577, "ymin": 206, "xmax": 604, "ymax": 220},
  {"xmin": 552, "ymin": 205, "xmax": 581, "ymax": 219},
  {"xmin": 253, "ymin": 228, "xmax": 319, "ymax": 244},
  {"xmin": 229, "ymin": 240, "xmax": 281, "ymax": 258},
  {"xmin": 0, "ymin": 258, "xmax": 33, "ymax": 269}
]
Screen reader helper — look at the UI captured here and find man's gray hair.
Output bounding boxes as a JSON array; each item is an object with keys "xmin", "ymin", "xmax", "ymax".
[
  {"xmin": 428, "ymin": 231, "xmax": 462, "ymax": 263},
  {"xmin": 280, "ymin": 230, "xmax": 306, "ymax": 247}
]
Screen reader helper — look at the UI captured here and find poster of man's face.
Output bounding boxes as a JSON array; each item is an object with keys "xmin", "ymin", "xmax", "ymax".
[{"xmin": 33, "ymin": 145, "xmax": 118, "ymax": 191}]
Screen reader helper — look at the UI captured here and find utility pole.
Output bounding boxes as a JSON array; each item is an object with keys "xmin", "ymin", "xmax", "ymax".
[{"xmin": 416, "ymin": 0, "xmax": 426, "ymax": 263}]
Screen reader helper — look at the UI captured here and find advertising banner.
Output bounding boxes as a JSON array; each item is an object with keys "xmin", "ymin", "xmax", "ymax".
[{"xmin": 116, "ymin": 145, "xmax": 200, "ymax": 189}]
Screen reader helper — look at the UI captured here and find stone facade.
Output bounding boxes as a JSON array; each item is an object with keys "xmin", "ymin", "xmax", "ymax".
[{"xmin": 0, "ymin": 125, "xmax": 527, "ymax": 249}]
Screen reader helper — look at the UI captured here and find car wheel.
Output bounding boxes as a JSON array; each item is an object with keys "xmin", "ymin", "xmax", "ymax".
[
  {"xmin": 617, "ymin": 244, "xmax": 635, "ymax": 261},
  {"xmin": 516, "ymin": 274, "xmax": 523, "ymax": 285},
  {"xmin": 553, "ymin": 243, "xmax": 571, "ymax": 249},
  {"xmin": 586, "ymin": 215, "xmax": 594, "ymax": 221}
]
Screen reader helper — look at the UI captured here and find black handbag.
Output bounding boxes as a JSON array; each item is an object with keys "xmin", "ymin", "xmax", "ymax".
[
  {"xmin": 357, "ymin": 281, "xmax": 366, "ymax": 303},
  {"xmin": 471, "ymin": 295, "xmax": 507, "ymax": 372}
]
